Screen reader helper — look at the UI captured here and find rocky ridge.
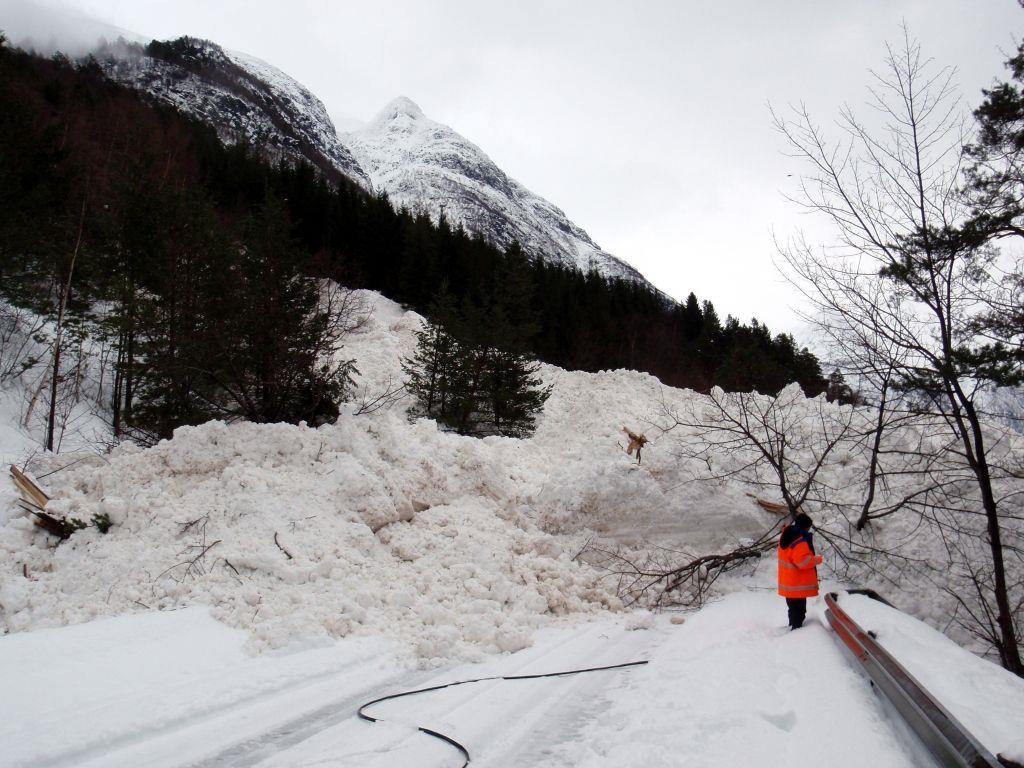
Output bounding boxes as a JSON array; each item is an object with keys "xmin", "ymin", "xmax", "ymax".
[{"xmin": 93, "ymin": 37, "xmax": 652, "ymax": 287}]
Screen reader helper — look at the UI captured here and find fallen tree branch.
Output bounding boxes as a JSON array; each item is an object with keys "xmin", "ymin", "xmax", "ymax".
[
  {"xmin": 585, "ymin": 523, "xmax": 782, "ymax": 608},
  {"xmin": 156, "ymin": 539, "xmax": 222, "ymax": 582},
  {"xmin": 177, "ymin": 515, "xmax": 209, "ymax": 536},
  {"xmin": 353, "ymin": 376, "xmax": 407, "ymax": 416},
  {"xmin": 274, "ymin": 531, "xmax": 293, "ymax": 560}
]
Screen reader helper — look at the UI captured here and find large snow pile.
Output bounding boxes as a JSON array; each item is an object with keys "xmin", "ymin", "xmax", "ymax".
[
  {"xmin": 2, "ymin": 290, "xmax": 1022, "ymax": 665},
  {"xmin": 0, "ymin": 412, "xmax": 620, "ymax": 661},
  {"xmin": 0, "ymin": 291, "xmax": 765, "ymax": 661}
]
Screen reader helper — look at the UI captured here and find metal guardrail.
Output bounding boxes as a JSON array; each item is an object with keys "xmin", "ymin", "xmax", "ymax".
[
  {"xmin": 357, "ymin": 593, "xmax": 1018, "ymax": 767},
  {"xmin": 824, "ymin": 592, "xmax": 1010, "ymax": 768}
]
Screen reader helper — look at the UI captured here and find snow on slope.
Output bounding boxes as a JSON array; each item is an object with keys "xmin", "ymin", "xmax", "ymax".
[
  {"xmin": 0, "ymin": 290, "xmax": 764, "ymax": 665},
  {"xmin": 1, "ymin": 290, "xmax": 1022, "ymax": 670},
  {"xmin": 344, "ymin": 98, "xmax": 653, "ymax": 286},
  {"xmin": 94, "ymin": 38, "xmax": 372, "ymax": 190}
]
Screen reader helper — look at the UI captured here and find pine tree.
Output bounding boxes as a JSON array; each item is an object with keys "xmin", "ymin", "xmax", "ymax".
[
  {"xmin": 481, "ymin": 245, "xmax": 550, "ymax": 436},
  {"xmin": 825, "ymin": 370, "xmax": 855, "ymax": 404},
  {"xmin": 402, "ymin": 283, "xmax": 461, "ymax": 423},
  {"xmin": 205, "ymin": 195, "xmax": 355, "ymax": 424},
  {"xmin": 485, "ymin": 343, "xmax": 551, "ymax": 437},
  {"xmin": 681, "ymin": 292, "xmax": 703, "ymax": 341},
  {"xmin": 130, "ymin": 195, "xmax": 226, "ymax": 440},
  {"xmin": 403, "ymin": 272, "xmax": 551, "ymax": 438}
]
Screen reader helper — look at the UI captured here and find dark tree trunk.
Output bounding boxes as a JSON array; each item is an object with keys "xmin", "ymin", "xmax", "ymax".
[{"xmin": 856, "ymin": 379, "xmax": 889, "ymax": 531}]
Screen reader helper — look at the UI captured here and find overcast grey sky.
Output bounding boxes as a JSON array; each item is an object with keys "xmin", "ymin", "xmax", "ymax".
[{"xmin": 3, "ymin": 0, "xmax": 1022, "ymax": 334}]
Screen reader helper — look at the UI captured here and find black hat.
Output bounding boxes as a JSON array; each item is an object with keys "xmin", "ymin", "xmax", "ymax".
[{"xmin": 794, "ymin": 513, "xmax": 813, "ymax": 529}]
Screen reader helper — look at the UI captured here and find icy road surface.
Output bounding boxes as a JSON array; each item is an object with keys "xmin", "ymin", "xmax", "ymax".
[{"xmin": 3, "ymin": 591, "xmax": 1023, "ymax": 767}]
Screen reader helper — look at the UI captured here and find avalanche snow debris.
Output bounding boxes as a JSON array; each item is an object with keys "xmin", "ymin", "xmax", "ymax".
[{"xmin": 1, "ymin": 290, "xmax": 1022, "ymax": 668}]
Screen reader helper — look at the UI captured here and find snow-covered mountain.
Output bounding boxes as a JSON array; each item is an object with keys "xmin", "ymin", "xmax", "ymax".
[
  {"xmin": 90, "ymin": 34, "xmax": 653, "ymax": 288},
  {"xmin": 345, "ymin": 97, "xmax": 651, "ymax": 285},
  {"xmin": 93, "ymin": 38, "xmax": 372, "ymax": 191}
]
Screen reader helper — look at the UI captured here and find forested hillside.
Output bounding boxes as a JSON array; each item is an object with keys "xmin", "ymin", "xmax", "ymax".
[{"xmin": 0, "ymin": 40, "xmax": 826, "ymax": 443}]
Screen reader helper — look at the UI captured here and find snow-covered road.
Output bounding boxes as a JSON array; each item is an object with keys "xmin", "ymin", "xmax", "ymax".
[{"xmin": 6, "ymin": 590, "xmax": 1021, "ymax": 767}]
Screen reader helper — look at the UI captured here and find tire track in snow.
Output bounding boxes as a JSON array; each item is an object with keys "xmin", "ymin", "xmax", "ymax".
[
  {"xmin": 366, "ymin": 620, "xmax": 640, "ymax": 730},
  {"xmin": 183, "ymin": 665, "xmax": 447, "ymax": 768},
  {"xmin": 255, "ymin": 619, "xmax": 662, "ymax": 768},
  {"xmin": 467, "ymin": 624, "xmax": 666, "ymax": 767},
  {"xmin": 61, "ymin": 652, "xmax": 432, "ymax": 768}
]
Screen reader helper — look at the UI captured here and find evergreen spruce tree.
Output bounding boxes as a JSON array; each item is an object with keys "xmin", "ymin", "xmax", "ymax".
[
  {"xmin": 481, "ymin": 244, "xmax": 550, "ymax": 436},
  {"xmin": 402, "ymin": 283, "xmax": 461, "ymax": 424},
  {"xmin": 485, "ymin": 342, "xmax": 551, "ymax": 437},
  {"xmin": 403, "ymin": 258, "xmax": 551, "ymax": 438},
  {"xmin": 130, "ymin": 195, "xmax": 226, "ymax": 440},
  {"xmin": 826, "ymin": 369, "xmax": 855, "ymax": 404},
  {"xmin": 206, "ymin": 195, "xmax": 354, "ymax": 424},
  {"xmin": 681, "ymin": 292, "xmax": 703, "ymax": 341}
]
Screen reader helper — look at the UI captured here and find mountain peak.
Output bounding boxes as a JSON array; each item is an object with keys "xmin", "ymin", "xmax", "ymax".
[
  {"xmin": 375, "ymin": 96, "xmax": 425, "ymax": 123},
  {"xmin": 345, "ymin": 97, "xmax": 653, "ymax": 288}
]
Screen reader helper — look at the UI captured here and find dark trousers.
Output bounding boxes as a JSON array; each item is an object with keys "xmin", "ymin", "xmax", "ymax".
[{"xmin": 786, "ymin": 597, "xmax": 807, "ymax": 629}]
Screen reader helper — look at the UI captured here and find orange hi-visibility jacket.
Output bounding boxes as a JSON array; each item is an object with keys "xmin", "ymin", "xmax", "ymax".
[{"xmin": 777, "ymin": 528, "xmax": 823, "ymax": 598}]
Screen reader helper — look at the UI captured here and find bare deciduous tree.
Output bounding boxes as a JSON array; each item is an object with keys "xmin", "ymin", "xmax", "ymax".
[
  {"xmin": 662, "ymin": 385, "xmax": 856, "ymax": 518},
  {"xmin": 578, "ymin": 385, "xmax": 857, "ymax": 611},
  {"xmin": 0, "ymin": 302, "xmax": 45, "ymax": 383},
  {"xmin": 774, "ymin": 29, "xmax": 1024, "ymax": 674}
]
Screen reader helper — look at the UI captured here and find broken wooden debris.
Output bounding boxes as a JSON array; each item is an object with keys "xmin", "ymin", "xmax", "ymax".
[
  {"xmin": 745, "ymin": 492, "xmax": 791, "ymax": 515},
  {"xmin": 9, "ymin": 464, "xmax": 76, "ymax": 538},
  {"xmin": 622, "ymin": 426, "xmax": 648, "ymax": 464}
]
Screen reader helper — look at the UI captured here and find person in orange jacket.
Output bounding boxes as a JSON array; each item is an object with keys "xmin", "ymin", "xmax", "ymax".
[{"xmin": 777, "ymin": 513, "xmax": 823, "ymax": 629}]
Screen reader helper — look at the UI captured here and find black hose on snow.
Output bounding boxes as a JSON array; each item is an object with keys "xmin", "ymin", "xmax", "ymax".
[{"xmin": 357, "ymin": 659, "xmax": 650, "ymax": 767}]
